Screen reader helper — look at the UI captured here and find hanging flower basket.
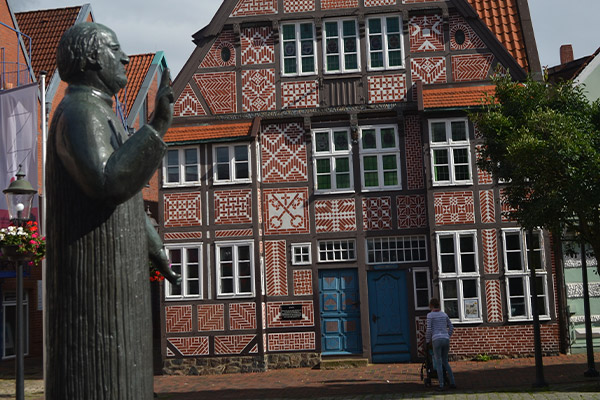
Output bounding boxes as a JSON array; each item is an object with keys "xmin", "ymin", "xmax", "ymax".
[
  {"xmin": 0, "ymin": 245, "xmax": 34, "ymax": 262},
  {"xmin": 0, "ymin": 222, "xmax": 45, "ymax": 264}
]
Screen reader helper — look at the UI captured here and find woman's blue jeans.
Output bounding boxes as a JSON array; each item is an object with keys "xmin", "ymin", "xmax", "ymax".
[{"xmin": 432, "ymin": 338, "xmax": 455, "ymax": 387}]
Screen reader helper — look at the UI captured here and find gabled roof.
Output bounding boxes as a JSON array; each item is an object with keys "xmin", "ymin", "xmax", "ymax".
[
  {"xmin": 164, "ymin": 120, "xmax": 257, "ymax": 144},
  {"xmin": 465, "ymin": 0, "xmax": 529, "ymax": 71},
  {"xmin": 118, "ymin": 53, "xmax": 155, "ymax": 116},
  {"xmin": 420, "ymin": 84, "xmax": 495, "ymax": 111},
  {"xmin": 15, "ymin": 6, "xmax": 84, "ymax": 86}
]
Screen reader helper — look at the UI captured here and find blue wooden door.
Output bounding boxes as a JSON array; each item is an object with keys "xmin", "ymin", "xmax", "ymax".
[
  {"xmin": 368, "ymin": 270, "xmax": 411, "ymax": 362},
  {"xmin": 319, "ymin": 269, "xmax": 362, "ymax": 355}
]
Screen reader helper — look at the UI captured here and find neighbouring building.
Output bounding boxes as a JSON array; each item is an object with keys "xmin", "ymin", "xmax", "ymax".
[
  {"xmin": 159, "ymin": 0, "xmax": 563, "ymax": 375},
  {"xmin": 547, "ymin": 45, "xmax": 600, "ymax": 354}
]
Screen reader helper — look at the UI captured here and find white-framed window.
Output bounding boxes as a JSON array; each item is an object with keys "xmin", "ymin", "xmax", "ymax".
[
  {"xmin": 323, "ymin": 18, "xmax": 360, "ymax": 73},
  {"xmin": 502, "ymin": 229, "xmax": 550, "ymax": 320},
  {"xmin": 291, "ymin": 243, "xmax": 312, "ymax": 265},
  {"xmin": 215, "ymin": 241, "xmax": 255, "ymax": 298},
  {"xmin": 366, "ymin": 15, "xmax": 404, "ymax": 70},
  {"xmin": 413, "ymin": 267, "xmax": 432, "ymax": 310},
  {"xmin": 359, "ymin": 125, "xmax": 401, "ymax": 190},
  {"xmin": 436, "ymin": 231, "xmax": 482, "ymax": 322},
  {"xmin": 366, "ymin": 236, "xmax": 428, "ymax": 264},
  {"xmin": 429, "ymin": 118, "xmax": 472, "ymax": 185},
  {"xmin": 213, "ymin": 144, "xmax": 251, "ymax": 184},
  {"xmin": 312, "ymin": 128, "xmax": 353, "ymax": 193},
  {"xmin": 318, "ymin": 239, "xmax": 356, "ymax": 262},
  {"xmin": 2, "ymin": 291, "xmax": 28, "ymax": 359},
  {"xmin": 281, "ymin": 21, "xmax": 317, "ymax": 76},
  {"xmin": 165, "ymin": 245, "xmax": 203, "ymax": 300},
  {"xmin": 163, "ymin": 147, "xmax": 200, "ymax": 186}
]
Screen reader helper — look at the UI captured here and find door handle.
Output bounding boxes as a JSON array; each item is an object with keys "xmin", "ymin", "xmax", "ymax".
[{"xmin": 372, "ymin": 314, "xmax": 379, "ymax": 323}]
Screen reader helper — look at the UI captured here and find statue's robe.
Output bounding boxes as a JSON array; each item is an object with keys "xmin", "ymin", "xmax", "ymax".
[{"xmin": 46, "ymin": 85, "xmax": 166, "ymax": 399}]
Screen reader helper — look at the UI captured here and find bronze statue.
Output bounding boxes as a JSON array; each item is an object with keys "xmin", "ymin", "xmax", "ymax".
[{"xmin": 45, "ymin": 22, "xmax": 179, "ymax": 399}]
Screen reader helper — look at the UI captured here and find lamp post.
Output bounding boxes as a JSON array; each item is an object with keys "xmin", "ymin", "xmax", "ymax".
[{"xmin": 2, "ymin": 166, "xmax": 37, "ymax": 400}]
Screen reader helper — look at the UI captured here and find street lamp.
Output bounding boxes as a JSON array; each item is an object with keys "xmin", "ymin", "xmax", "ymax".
[{"xmin": 2, "ymin": 165, "xmax": 37, "ymax": 400}]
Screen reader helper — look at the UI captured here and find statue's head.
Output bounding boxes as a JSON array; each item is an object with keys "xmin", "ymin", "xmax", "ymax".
[{"xmin": 57, "ymin": 22, "xmax": 129, "ymax": 96}]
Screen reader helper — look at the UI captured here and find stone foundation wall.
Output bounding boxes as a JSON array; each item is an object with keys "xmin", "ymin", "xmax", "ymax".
[{"xmin": 163, "ymin": 352, "xmax": 321, "ymax": 375}]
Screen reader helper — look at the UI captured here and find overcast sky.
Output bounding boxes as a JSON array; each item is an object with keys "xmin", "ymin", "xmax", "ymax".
[{"xmin": 9, "ymin": 0, "xmax": 600, "ymax": 79}]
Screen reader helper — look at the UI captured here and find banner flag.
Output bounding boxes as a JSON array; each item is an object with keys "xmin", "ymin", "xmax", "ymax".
[{"xmin": 0, "ymin": 83, "xmax": 38, "ymax": 226}]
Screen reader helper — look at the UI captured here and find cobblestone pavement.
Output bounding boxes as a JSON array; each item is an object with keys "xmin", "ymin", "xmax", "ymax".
[{"xmin": 0, "ymin": 353, "xmax": 599, "ymax": 399}]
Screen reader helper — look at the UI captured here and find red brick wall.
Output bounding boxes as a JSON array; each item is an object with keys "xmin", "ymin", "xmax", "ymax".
[{"xmin": 450, "ymin": 324, "xmax": 560, "ymax": 356}]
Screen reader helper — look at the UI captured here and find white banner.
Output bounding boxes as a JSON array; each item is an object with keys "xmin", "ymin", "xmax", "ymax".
[{"xmin": 0, "ymin": 83, "xmax": 38, "ymax": 226}]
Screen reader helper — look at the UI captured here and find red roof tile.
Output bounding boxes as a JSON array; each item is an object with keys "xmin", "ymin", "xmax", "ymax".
[
  {"xmin": 15, "ymin": 6, "xmax": 82, "ymax": 86},
  {"xmin": 466, "ymin": 0, "xmax": 528, "ymax": 71},
  {"xmin": 164, "ymin": 122, "xmax": 254, "ymax": 143},
  {"xmin": 118, "ymin": 53, "xmax": 154, "ymax": 117},
  {"xmin": 422, "ymin": 85, "xmax": 495, "ymax": 110}
]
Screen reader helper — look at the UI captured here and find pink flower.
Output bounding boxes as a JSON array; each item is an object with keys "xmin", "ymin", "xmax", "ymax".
[{"xmin": 30, "ymin": 240, "xmax": 36, "ymax": 245}]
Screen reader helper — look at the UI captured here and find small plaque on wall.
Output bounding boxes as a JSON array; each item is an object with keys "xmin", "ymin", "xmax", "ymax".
[{"xmin": 280, "ymin": 304, "xmax": 303, "ymax": 320}]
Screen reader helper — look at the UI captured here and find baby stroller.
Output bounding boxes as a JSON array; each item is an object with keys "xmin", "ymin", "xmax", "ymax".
[{"xmin": 420, "ymin": 343, "xmax": 448, "ymax": 387}]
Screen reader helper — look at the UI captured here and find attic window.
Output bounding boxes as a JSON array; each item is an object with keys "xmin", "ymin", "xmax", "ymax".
[
  {"xmin": 454, "ymin": 29, "xmax": 466, "ymax": 46},
  {"xmin": 221, "ymin": 47, "xmax": 231, "ymax": 63}
]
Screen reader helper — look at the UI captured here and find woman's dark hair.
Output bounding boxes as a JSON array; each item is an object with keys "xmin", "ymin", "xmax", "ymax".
[{"xmin": 429, "ymin": 298, "xmax": 440, "ymax": 309}]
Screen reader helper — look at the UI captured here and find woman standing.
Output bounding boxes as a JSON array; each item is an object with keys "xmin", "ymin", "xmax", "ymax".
[{"xmin": 426, "ymin": 298, "xmax": 456, "ymax": 391}]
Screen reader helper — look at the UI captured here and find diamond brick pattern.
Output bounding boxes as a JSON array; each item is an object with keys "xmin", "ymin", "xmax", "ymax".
[
  {"xmin": 368, "ymin": 74, "xmax": 407, "ymax": 104},
  {"xmin": 476, "ymin": 145, "xmax": 494, "ymax": 185},
  {"xmin": 166, "ymin": 305, "xmax": 192, "ymax": 333},
  {"xmin": 231, "ymin": 0, "xmax": 277, "ymax": 16},
  {"xmin": 500, "ymin": 189, "xmax": 516, "ymax": 222},
  {"xmin": 282, "ymin": 80, "xmax": 319, "ymax": 109},
  {"xmin": 164, "ymin": 192, "xmax": 202, "ymax": 228},
  {"xmin": 261, "ymin": 123, "xmax": 308, "ymax": 183},
  {"xmin": 434, "ymin": 191, "xmax": 475, "ymax": 225},
  {"xmin": 480, "ymin": 190, "xmax": 495, "ymax": 224},
  {"xmin": 321, "ymin": 0, "xmax": 359, "ymax": 9},
  {"xmin": 241, "ymin": 27, "xmax": 275, "ymax": 65},
  {"xmin": 482, "ymin": 229, "xmax": 499, "ymax": 274},
  {"xmin": 409, "ymin": 15, "xmax": 444, "ymax": 52},
  {"xmin": 214, "ymin": 189, "xmax": 252, "ymax": 225},
  {"xmin": 263, "ymin": 188, "xmax": 310, "ymax": 235},
  {"xmin": 268, "ymin": 332, "xmax": 316, "ymax": 351},
  {"xmin": 194, "ymin": 72, "xmax": 237, "ymax": 115},
  {"xmin": 265, "ymin": 240, "xmax": 289, "ymax": 296},
  {"xmin": 450, "ymin": 13, "xmax": 485, "ymax": 50},
  {"xmin": 199, "ymin": 30, "xmax": 236, "ymax": 68},
  {"xmin": 362, "ymin": 197, "xmax": 392, "ymax": 231},
  {"xmin": 174, "ymin": 83, "xmax": 206, "ymax": 117},
  {"xmin": 452, "ymin": 54, "xmax": 494, "ymax": 82},
  {"xmin": 267, "ymin": 301, "xmax": 314, "ymax": 327},
  {"xmin": 242, "ymin": 69, "xmax": 276, "ymax": 112},
  {"xmin": 215, "ymin": 229, "xmax": 254, "ymax": 238},
  {"xmin": 293, "ymin": 269, "xmax": 313, "ymax": 296},
  {"xmin": 230, "ymin": 303, "xmax": 257, "ymax": 330},
  {"xmin": 415, "ymin": 316, "xmax": 427, "ymax": 358},
  {"xmin": 365, "ymin": 0, "xmax": 396, "ymax": 6},
  {"xmin": 485, "ymin": 280, "xmax": 503, "ymax": 323},
  {"xmin": 411, "ymin": 57, "xmax": 447, "ymax": 84},
  {"xmin": 404, "ymin": 115, "xmax": 425, "ymax": 190},
  {"xmin": 397, "ymin": 195, "xmax": 427, "ymax": 229},
  {"xmin": 315, "ymin": 198, "xmax": 356, "ymax": 233},
  {"xmin": 214, "ymin": 335, "xmax": 256, "ymax": 354},
  {"xmin": 164, "ymin": 231, "xmax": 203, "ymax": 241},
  {"xmin": 167, "ymin": 337, "xmax": 209, "ymax": 356},
  {"xmin": 283, "ymin": 0, "xmax": 315, "ymax": 13},
  {"xmin": 197, "ymin": 304, "xmax": 225, "ymax": 331}
]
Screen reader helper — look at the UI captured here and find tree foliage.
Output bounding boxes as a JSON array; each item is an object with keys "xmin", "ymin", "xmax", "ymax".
[{"xmin": 472, "ymin": 74, "xmax": 600, "ymax": 271}]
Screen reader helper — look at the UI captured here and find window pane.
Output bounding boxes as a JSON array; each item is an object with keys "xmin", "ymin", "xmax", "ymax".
[
  {"xmin": 216, "ymin": 147, "xmax": 229, "ymax": 163},
  {"xmin": 167, "ymin": 166, "xmax": 179, "ymax": 183},
  {"xmin": 453, "ymin": 148, "xmax": 469, "ymax": 164},
  {"xmin": 185, "ymin": 166, "xmax": 197, "ymax": 182},
  {"xmin": 282, "ymin": 25, "xmax": 295, "ymax": 40},
  {"xmin": 315, "ymin": 132, "xmax": 330, "ymax": 152},
  {"xmin": 370, "ymin": 52, "xmax": 383, "ymax": 68},
  {"xmin": 433, "ymin": 149, "xmax": 448, "ymax": 164},
  {"xmin": 170, "ymin": 281, "xmax": 181, "ymax": 296},
  {"xmin": 325, "ymin": 21, "xmax": 337, "ymax": 37},
  {"xmin": 220, "ymin": 247, "xmax": 232, "ymax": 262},
  {"xmin": 383, "ymin": 171, "xmax": 398, "ymax": 186},
  {"xmin": 381, "ymin": 128, "xmax": 396, "ymax": 148},
  {"xmin": 363, "ymin": 155, "xmax": 377, "ymax": 170},
  {"xmin": 364, "ymin": 172, "xmax": 378, "ymax": 187},
  {"xmin": 451, "ymin": 121, "xmax": 467, "ymax": 141},
  {"xmin": 317, "ymin": 175, "xmax": 332, "ymax": 190},
  {"xmin": 506, "ymin": 252, "xmax": 523, "ymax": 271},
  {"xmin": 167, "ymin": 149, "xmax": 179, "ymax": 166},
  {"xmin": 238, "ymin": 245, "xmax": 250, "ymax": 261},
  {"xmin": 188, "ymin": 280, "xmax": 200, "ymax": 295},
  {"xmin": 386, "ymin": 17, "xmax": 400, "ymax": 33},
  {"xmin": 333, "ymin": 131, "xmax": 349, "ymax": 151},
  {"xmin": 415, "ymin": 271, "xmax": 428, "ymax": 288},
  {"xmin": 509, "ymin": 277, "xmax": 524, "ymax": 295},
  {"xmin": 236, "ymin": 162, "xmax": 249, "ymax": 179},
  {"xmin": 535, "ymin": 276, "xmax": 546, "ymax": 296},
  {"xmin": 435, "ymin": 166, "xmax": 450, "ymax": 181},
  {"xmin": 382, "ymin": 155, "xmax": 397, "ymax": 170},
  {"xmin": 336, "ymin": 157, "xmax": 350, "ymax": 172},
  {"xmin": 444, "ymin": 300, "xmax": 459, "ymax": 319},
  {"xmin": 505, "ymin": 233, "xmax": 521, "ymax": 250},
  {"xmin": 417, "ymin": 291, "xmax": 429, "ymax": 308},
  {"xmin": 239, "ymin": 261, "xmax": 251, "ymax": 277},
  {"xmin": 217, "ymin": 164, "xmax": 230, "ymax": 181},
  {"xmin": 460, "ymin": 235, "xmax": 474, "ymax": 252},
  {"xmin": 170, "ymin": 249, "xmax": 182, "ymax": 264},
  {"xmin": 369, "ymin": 18, "xmax": 382, "ymax": 33},
  {"xmin": 235, "ymin": 146, "xmax": 248, "ymax": 161},
  {"xmin": 440, "ymin": 236, "xmax": 454, "ymax": 253},
  {"xmin": 300, "ymin": 23, "xmax": 313, "ymax": 39},
  {"xmin": 343, "ymin": 20, "xmax": 355, "ymax": 36},
  {"xmin": 461, "ymin": 254, "xmax": 476, "ymax": 273},
  {"xmin": 345, "ymin": 54, "xmax": 358, "ymax": 70},
  {"xmin": 239, "ymin": 278, "xmax": 252, "ymax": 293},
  {"xmin": 431, "ymin": 122, "xmax": 447, "ymax": 142},
  {"xmin": 316, "ymin": 159, "xmax": 330, "ymax": 173},
  {"xmin": 442, "ymin": 280, "xmax": 457, "ymax": 298},
  {"xmin": 301, "ymin": 56, "xmax": 314, "ymax": 73},
  {"xmin": 388, "ymin": 34, "xmax": 401, "ymax": 50},
  {"xmin": 463, "ymin": 279, "xmax": 478, "ymax": 297},
  {"xmin": 185, "ymin": 148, "xmax": 197, "ymax": 164},
  {"xmin": 221, "ymin": 279, "xmax": 233, "ymax": 294},
  {"xmin": 388, "ymin": 50, "xmax": 402, "ymax": 67},
  {"xmin": 454, "ymin": 165, "xmax": 470, "ymax": 181},
  {"xmin": 441, "ymin": 255, "xmax": 456, "ymax": 274},
  {"xmin": 327, "ymin": 55, "xmax": 340, "ymax": 71},
  {"xmin": 362, "ymin": 129, "xmax": 377, "ymax": 149},
  {"xmin": 284, "ymin": 58, "xmax": 296, "ymax": 74}
]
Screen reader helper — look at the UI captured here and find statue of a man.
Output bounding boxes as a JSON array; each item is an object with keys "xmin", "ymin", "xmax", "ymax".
[{"xmin": 46, "ymin": 22, "xmax": 178, "ymax": 399}]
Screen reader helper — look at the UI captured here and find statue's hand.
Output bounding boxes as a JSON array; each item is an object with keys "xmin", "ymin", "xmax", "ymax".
[
  {"xmin": 150, "ymin": 247, "xmax": 182, "ymax": 286},
  {"xmin": 150, "ymin": 68, "xmax": 174, "ymax": 137}
]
